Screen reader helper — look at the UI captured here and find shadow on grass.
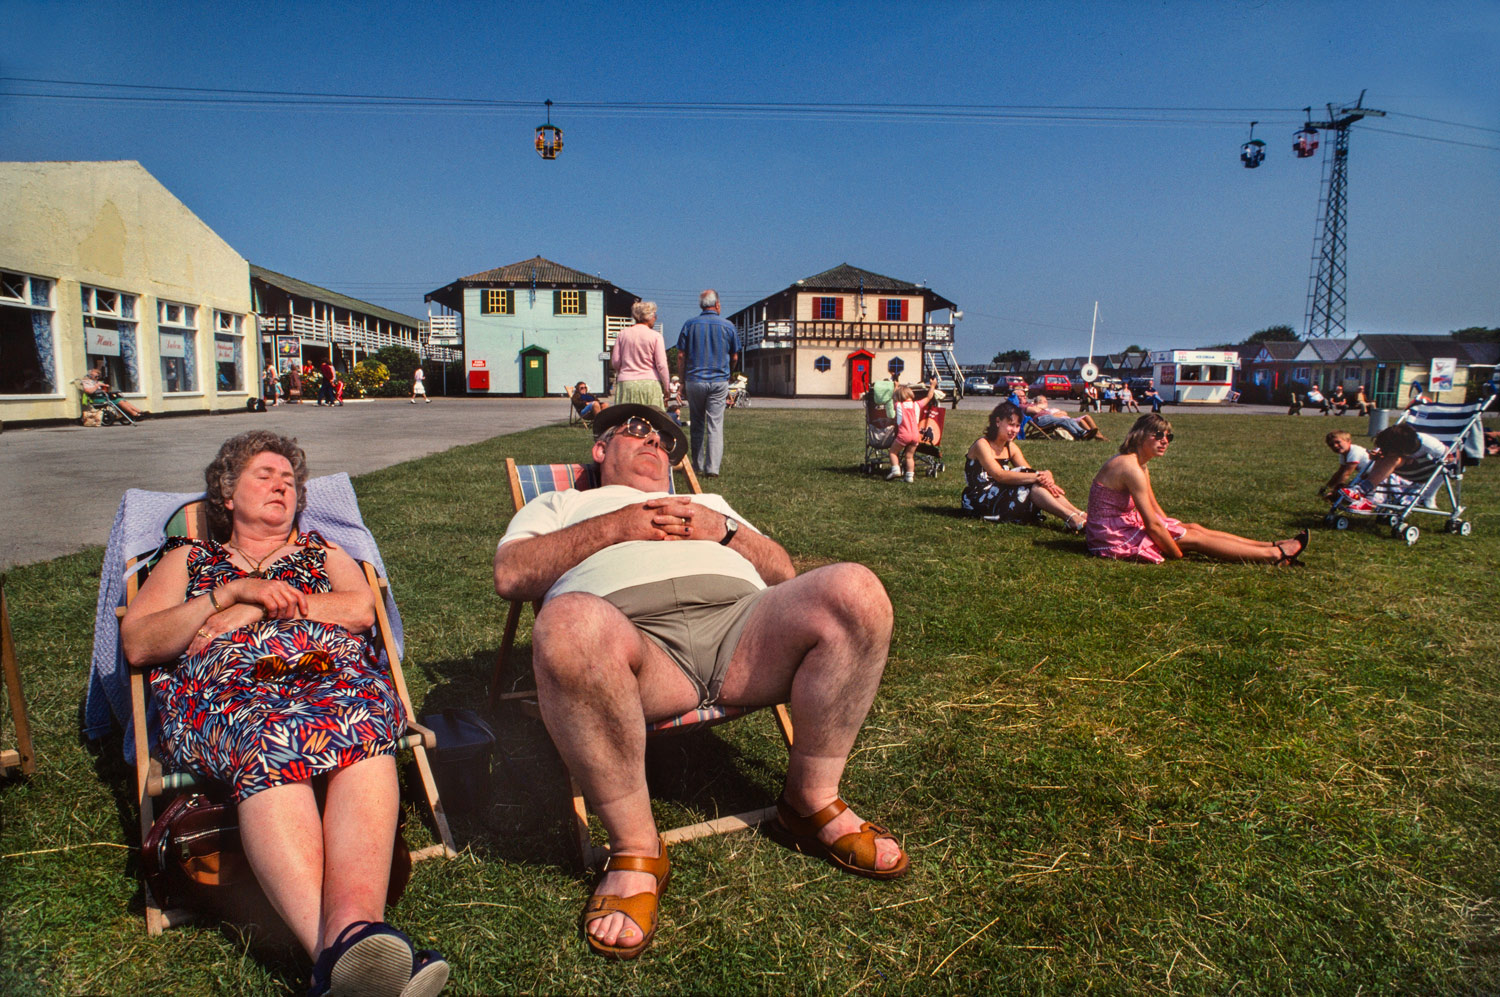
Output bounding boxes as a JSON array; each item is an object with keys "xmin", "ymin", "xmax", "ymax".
[{"xmin": 416, "ymin": 651, "xmax": 788, "ymax": 872}]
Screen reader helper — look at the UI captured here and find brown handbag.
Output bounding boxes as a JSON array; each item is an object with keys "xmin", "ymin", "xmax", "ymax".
[{"xmin": 141, "ymin": 792, "xmax": 411, "ymax": 911}]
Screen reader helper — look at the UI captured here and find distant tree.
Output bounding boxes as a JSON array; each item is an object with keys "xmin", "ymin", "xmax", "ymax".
[
  {"xmin": 1451, "ymin": 326, "xmax": 1500, "ymax": 342},
  {"xmin": 1248, "ymin": 325, "xmax": 1298, "ymax": 343},
  {"xmin": 1122, "ymin": 344, "xmax": 1145, "ymax": 354},
  {"xmin": 992, "ymin": 348, "xmax": 1031, "ymax": 364}
]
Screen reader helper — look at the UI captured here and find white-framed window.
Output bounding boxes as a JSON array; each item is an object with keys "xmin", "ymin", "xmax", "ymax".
[
  {"xmin": 158, "ymin": 299, "xmax": 199, "ymax": 393},
  {"xmin": 82, "ymin": 286, "xmax": 141, "ymax": 393},
  {"xmin": 1292, "ymin": 367, "xmax": 1310, "ymax": 383},
  {"xmin": 0, "ymin": 270, "xmax": 59, "ymax": 395},
  {"xmin": 214, "ymin": 310, "xmax": 246, "ymax": 392}
]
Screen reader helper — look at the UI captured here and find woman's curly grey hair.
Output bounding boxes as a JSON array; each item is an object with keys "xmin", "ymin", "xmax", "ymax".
[
  {"xmin": 204, "ymin": 431, "xmax": 308, "ymax": 539},
  {"xmin": 631, "ymin": 300, "xmax": 658, "ymax": 324}
]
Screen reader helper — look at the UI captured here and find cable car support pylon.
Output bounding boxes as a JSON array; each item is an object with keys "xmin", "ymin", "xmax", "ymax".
[{"xmin": 1302, "ymin": 91, "xmax": 1384, "ymax": 338}]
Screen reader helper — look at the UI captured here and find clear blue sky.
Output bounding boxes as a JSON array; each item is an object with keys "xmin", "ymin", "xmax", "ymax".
[{"xmin": 4, "ymin": 0, "xmax": 1497, "ymax": 363}]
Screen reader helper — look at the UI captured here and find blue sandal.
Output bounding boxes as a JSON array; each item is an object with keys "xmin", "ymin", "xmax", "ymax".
[{"xmin": 308, "ymin": 920, "xmax": 414, "ymax": 997}]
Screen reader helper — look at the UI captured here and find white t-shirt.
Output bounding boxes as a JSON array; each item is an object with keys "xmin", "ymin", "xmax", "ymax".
[
  {"xmin": 499, "ymin": 485, "xmax": 764, "ymax": 603},
  {"xmin": 1342, "ymin": 443, "xmax": 1372, "ymax": 477}
]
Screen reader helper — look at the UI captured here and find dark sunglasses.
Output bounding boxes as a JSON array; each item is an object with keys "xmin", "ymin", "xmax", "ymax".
[
  {"xmin": 614, "ymin": 416, "xmax": 670, "ymax": 452},
  {"xmin": 1152, "ymin": 431, "xmax": 1175, "ymax": 442}
]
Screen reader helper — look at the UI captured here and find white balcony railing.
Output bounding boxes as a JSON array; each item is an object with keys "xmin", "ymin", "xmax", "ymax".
[
  {"xmin": 741, "ymin": 319, "xmax": 952, "ymax": 350},
  {"xmin": 259, "ymin": 314, "xmax": 420, "ymax": 352}
]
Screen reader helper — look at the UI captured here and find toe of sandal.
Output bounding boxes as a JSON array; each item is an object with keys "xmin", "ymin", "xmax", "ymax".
[
  {"xmin": 581, "ymin": 841, "xmax": 671, "ymax": 961},
  {"xmin": 773, "ymin": 796, "xmax": 911, "ymax": 881}
]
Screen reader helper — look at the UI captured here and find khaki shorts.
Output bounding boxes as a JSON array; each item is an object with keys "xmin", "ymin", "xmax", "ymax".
[{"xmin": 603, "ymin": 574, "xmax": 770, "ymax": 707}]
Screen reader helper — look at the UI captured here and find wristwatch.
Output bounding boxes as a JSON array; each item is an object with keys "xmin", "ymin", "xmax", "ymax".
[{"xmin": 720, "ymin": 518, "xmax": 739, "ymax": 546}]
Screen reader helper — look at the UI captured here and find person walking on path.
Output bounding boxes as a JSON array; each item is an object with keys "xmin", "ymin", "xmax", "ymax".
[
  {"xmin": 611, "ymin": 301, "xmax": 672, "ymax": 410},
  {"xmin": 411, "ymin": 365, "xmax": 429, "ymax": 404},
  {"xmin": 318, "ymin": 360, "xmax": 337, "ymax": 407},
  {"xmin": 287, "ymin": 363, "xmax": 303, "ymax": 404},
  {"xmin": 676, "ymin": 289, "xmax": 741, "ymax": 477}
]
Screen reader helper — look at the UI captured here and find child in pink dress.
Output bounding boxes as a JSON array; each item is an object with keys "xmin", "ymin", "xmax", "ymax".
[
  {"xmin": 887, "ymin": 379, "xmax": 939, "ymax": 482},
  {"xmin": 1086, "ymin": 413, "xmax": 1308, "ymax": 564}
]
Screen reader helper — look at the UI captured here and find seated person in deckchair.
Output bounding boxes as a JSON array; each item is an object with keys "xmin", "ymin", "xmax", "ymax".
[
  {"xmin": 121, "ymin": 431, "xmax": 449, "ymax": 997},
  {"xmin": 1018, "ymin": 390, "xmax": 1106, "ymax": 440},
  {"xmin": 1317, "ymin": 430, "xmax": 1373, "ymax": 501},
  {"xmin": 1339, "ymin": 422, "xmax": 1450, "ymax": 513},
  {"xmin": 493, "ymin": 405, "xmax": 909, "ymax": 962},
  {"xmin": 81, "ymin": 368, "xmax": 148, "ymax": 419},
  {"xmin": 572, "ymin": 381, "xmax": 608, "ymax": 420}
]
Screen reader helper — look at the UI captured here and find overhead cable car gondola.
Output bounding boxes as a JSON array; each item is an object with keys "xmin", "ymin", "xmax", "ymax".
[
  {"xmin": 1240, "ymin": 120, "xmax": 1266, "ymax": 168},
  {"xmin": 1293, "ymin": 109, "xmax": 1320, "ymax": 158},
  {"xmin": 535, "ymin": 99, "xmax": 563, "ymax": 160}
]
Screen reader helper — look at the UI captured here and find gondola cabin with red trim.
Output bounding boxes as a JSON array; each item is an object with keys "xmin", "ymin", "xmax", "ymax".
[
  {"xmin": 1293, "ymin": 124, "xmax": 1320, "ymax": 158},
  {"xmin": 535, "ymin": 98, "xmax": 563, "ymax": 160}
]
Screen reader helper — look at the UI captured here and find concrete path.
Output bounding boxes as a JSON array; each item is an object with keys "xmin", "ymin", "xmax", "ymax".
[
  {"xmin": 0, "ymin": 394, "xmax": 1363, "ymax": 569},
  {"xmin": 0, "ymin": 398, "xmax": 579, "ymax": 569}
]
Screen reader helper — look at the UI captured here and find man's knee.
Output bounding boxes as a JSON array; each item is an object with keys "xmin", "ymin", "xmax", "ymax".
[
  {"xmin": 802, "ymin": 563, "xmax": 893, "ymax": 636},
  {"xmin": 532, "ymin": 593, "xmax": 632, "ymax": 683}
]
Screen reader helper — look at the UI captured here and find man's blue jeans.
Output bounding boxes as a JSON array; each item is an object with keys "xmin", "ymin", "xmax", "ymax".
[{"xmin": 686, "ymin": 380, "xmax": 729, "ymax": 474}]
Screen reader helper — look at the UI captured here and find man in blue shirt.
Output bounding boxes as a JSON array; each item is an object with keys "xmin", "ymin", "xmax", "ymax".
[{"xmin": 676, "ymin": 289, "xmax": 741, "ymax": 477}]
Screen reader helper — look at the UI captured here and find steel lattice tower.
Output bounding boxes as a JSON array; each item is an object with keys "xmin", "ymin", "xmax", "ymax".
[{"xmin": 1303, "ymin": 94, "xmax": 1384, "ymax": 338}]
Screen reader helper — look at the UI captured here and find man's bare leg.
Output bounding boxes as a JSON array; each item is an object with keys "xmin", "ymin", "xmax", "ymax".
[
  {"xmin": 531, "ymin": 592, "xmax": 699, "ymax": 950},
  {"xmin": 717, "ymin": 563, "xmax": 903, "ymax": 871}
]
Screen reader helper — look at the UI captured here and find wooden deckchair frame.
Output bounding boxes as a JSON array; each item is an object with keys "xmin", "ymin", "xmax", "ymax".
[
  {"xmin": 121, "ymin": 499, "xmax": 455, "ymax": 935},
  {"xmin": 490, "ymin": 456, "xmax": 794, "ymax": 867},
  {"xmin": 0, "ymin": 576, "xmax": 37, "ymax": 777}
]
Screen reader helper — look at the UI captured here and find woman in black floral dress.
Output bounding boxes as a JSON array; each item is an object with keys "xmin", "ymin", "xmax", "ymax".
[{"xmin": 961, "ymin": 402, "xmax": 1088, "ymax": 530}]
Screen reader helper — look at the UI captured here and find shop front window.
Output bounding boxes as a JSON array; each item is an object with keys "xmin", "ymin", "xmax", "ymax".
[
  {"xmin": 159, "ymin": 300, "xmax": 198, "ymax": 393},
  {"xmin": 0, "ymin": 270, "xmax": 58, "ymax": 394},
  {"xmin": 82, "ymin": 286, "xmax": 140, "ymax": 392},
  {"xmin": 214, "ymin": 311, "xmax": 246, "ymax": 391}
]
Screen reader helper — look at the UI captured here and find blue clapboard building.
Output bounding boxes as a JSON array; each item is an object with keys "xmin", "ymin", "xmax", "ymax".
[{"xmin": 425, "ymin": 256, "xmax": 639, "ymax": 396}]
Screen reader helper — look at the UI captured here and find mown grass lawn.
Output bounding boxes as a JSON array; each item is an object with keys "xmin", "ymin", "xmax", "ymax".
[{"xmin": 3, "ymin": 407, "xmax": 1499, "ymax": 995}]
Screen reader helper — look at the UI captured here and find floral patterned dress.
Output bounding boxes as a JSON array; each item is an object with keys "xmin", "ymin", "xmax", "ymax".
[
  {"xmin": 148, "ymin": 532, "xmax": 405, "ymax": 801},
  {"xmin": 960, "ymin": 441, "xmax": 1041, "ymax": 524}
]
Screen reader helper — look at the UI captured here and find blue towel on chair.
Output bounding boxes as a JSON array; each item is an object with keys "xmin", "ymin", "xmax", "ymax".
[{"xmin": 84, "ymin": 473, "xmax": 404, "ymax": 763}]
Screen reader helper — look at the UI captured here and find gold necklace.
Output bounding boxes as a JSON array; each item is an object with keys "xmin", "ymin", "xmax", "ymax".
[{"xmin": 227, "ymin": 532, "xmax": 296, "ymax": 578}]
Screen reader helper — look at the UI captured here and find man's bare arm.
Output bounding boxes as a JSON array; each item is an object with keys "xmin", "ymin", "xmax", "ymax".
[{"xmin": 494, "ymin": 504, "xmax": 669, "ymax": 602}]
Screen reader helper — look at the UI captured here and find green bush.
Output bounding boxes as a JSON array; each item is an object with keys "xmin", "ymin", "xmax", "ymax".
[
  {"xmin": 375, "ymin": 378, "xmax": 412, "ymax": 398},
  {"xmin": 371, "ymin": 346, "xmax": 420, "ymax": 382}
]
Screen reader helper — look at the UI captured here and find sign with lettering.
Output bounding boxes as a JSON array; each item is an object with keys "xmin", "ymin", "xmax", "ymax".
[
  {"xmin": 276, "ymin": 336, "xmax": 301, "ymax": 359},
  {"xmin": 87, "ymin": 325, "xmax": 120, "ymax": 356},
  {"xmin": 470, "ymin": 359, "xmax": 487, "ymax": 368},
  {"xmin": 216, "ymin": 339, "xmax": 236, "ymax": 362},
  {"xmin": 1429, "ymin": 357, "xmax": 1456, "ymax": 392},
  {"xmin": 159, "ymin": 332, "xmax": 187, "ymax": 358}
]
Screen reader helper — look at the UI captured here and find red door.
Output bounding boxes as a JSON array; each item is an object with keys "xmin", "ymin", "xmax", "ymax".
[{"xmin": 848, "ymin": 351, "xmax": 874, "ymax": 399}]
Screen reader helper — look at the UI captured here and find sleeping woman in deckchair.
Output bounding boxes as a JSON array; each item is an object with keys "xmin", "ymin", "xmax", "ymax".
[{"xmin": 121, "ymin": 431, "xmax": 448, "ymax": 997}]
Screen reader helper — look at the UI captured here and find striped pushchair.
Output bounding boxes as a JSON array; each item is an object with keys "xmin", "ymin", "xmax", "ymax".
[{"xmin": 1326, "ymin": 396, "xmax": 1494, "ymax": 545}]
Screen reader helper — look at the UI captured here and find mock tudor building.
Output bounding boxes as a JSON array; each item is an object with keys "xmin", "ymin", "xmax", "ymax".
[
  {"xmin": 725, "ymin": 263, "xmax": 959, "ymax": 399},
  {"xmin": 425, "ymin": 256, "xmax": 638, "ymax": 396}
]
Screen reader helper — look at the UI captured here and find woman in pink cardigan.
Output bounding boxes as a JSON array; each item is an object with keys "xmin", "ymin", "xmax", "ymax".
[{"xmin": 610, "ymin": 300, "xmax": 672, "ymax": 410}]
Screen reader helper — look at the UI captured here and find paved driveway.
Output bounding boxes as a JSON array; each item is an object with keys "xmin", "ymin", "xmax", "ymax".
[{"xmin": 0, "ymin": 398, "xmax": 578, "ymax": 569}]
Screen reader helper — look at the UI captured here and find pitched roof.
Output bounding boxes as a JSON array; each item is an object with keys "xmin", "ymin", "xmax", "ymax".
[
  {"xmin": 1350, "ymin": 334, "xmax": 1500, "ymax": 365},
  {"xmin": 424, "ymin": 255, "xmax": 638, "ymax": 312},
  {"xmin": 728, "ymin": 262, "xmax": 958, "ymax": 318},
  {"xmin": 1246, "ymin": 340, "xmax": 1304, "ymax": 362},
  {"xmin": 457, "ymin": 255, "xmax": 617, "ymax": 287},
  {"xmin": 249, "ymin": 264, "xmax": 419, "ymax": 328},
  {"xmin": 1303, "ymin": 337, "xmax": 1353, "ymax": 362}
]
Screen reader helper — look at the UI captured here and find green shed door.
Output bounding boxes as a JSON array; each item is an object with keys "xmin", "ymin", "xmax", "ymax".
[{"xmin": 521, "ymin": 346, "xmax": 549, "ymax": 397}]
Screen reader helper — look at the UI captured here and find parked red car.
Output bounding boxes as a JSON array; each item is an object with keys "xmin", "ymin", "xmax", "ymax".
[{"xmin": 1028, "ymin": 374, "xmax": 1075, "ymax": 399}]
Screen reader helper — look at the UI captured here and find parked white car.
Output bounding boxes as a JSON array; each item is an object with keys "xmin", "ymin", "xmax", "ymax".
[{"xmin": 964, "ymin": 376, "xmax": 995, "ymax": 395}]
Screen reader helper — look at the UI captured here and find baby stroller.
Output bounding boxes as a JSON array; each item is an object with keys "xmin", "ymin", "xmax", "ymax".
[
  {"xmin": 914, "ymin": 405, "xmax": 947, "ymax": 477},
  {"xmin": 726, "ymin": 376, "xmax": 751, "ymax": 408},
  {"xmin": 861, "ymin": 399, "xmax": 897, "ymax": 475},
  {"xmin": 74, "ymin": 379, "xmax": 137, "ymax": 426},
  {"xmin": 1325, "ymin": 396, "xmax": 1493, "ymax": 545}
]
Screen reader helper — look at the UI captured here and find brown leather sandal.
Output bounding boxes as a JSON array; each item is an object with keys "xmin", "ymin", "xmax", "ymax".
[
  {"xmin": 773, "ymin": 796, "xmax": 911, "ymax": 881},
  {"xmin": 581, "ymin": 839, "xmax": 670, "ymax": 960}
]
